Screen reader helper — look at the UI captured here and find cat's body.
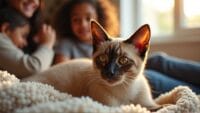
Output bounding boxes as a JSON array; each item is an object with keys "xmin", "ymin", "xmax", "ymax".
[
  {"xmin": 23, "ymin": 21, "xmax": 159, "ymax": 110},
  {"xmin": 23, "ymin": 58, "xmax": 156, "ymax": 107}
]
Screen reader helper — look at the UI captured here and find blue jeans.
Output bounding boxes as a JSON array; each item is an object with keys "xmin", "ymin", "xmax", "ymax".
[
  {"xmin": 145, "ymin": 70, "xmax": 200, "ymax": 98},
  {"xmin": 145, "ymin": 53, "xmax": 200, "ymax": 97}
]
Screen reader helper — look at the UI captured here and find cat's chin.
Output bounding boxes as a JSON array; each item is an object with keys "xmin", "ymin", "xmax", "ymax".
[{"xmin": 102, "ymin": 76, "xmax": 125, "ymax": 86}]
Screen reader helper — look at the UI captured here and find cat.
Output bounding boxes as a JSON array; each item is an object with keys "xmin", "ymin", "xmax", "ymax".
[{"xmin": 22, "ymin": 20, "xmax": 160, "ymax": 110}]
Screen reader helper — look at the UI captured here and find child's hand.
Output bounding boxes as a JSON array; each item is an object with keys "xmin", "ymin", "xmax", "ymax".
[
  {"xmin": 35, "ymin": 24, "xmax": 56, "ymax": 49},
  {"xmin": 53, "ymin": 53, "xmax": 70, "ymax": 64}
]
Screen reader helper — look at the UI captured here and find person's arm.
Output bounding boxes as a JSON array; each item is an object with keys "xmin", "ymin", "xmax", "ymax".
[
  {"xmin": 0, "ymin": 24, "xmax": 56, "ymax": 78},
  {"xmin": 0, "ymin": 40, "xmax": 54, "ymax": 78},
  {"xmin": 146, "ymin": 52, "xmax": 200, "ymax": 86}
]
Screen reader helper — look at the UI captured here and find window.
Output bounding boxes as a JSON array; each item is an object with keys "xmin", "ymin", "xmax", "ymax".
[
  {"xmin": 120, "ymin": 0, "xmax": 200, "ymax": 42},
  {"xmin": 141, "ymin": 0, "xmax": 174, "ymax": 36},
  {"xmin": 183, "ymin": 0, "xmax": 200, "ymax": 28}
]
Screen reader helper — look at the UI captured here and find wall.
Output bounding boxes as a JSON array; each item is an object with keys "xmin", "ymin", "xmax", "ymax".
[{"xmin": 150, "ymin": 39, "xmax": 200, "ymax": 62}]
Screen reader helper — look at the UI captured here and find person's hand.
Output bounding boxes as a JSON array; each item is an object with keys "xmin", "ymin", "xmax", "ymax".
[
  {"xmin": 35, "ymin": 24, "xmax": 56, "ymax": 49},
  {"xmin": 53, "ymin": 53, "xmax": 70, "ymax": 64}
]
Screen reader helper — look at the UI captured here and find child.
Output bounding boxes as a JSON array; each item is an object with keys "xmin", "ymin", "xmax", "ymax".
[
  {"xmin": 53, "ymin": 0, "xmax": 119, "ymax": 63},
  {"xmin": 0, "ymin": 8, "xmax": 55, "ymax": 78}
]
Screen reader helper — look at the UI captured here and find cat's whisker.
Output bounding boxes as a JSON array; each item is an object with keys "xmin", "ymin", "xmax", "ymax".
[
  {"xmin": 126, "ymin": 76, "xmax": 136, "ymax": 80},
  {"xmin": 122, "ymin": 82, "xmax": 128, "ymax": 91},
  {"xmin": 122, "ymin": 79, "xmax": 129, "ymax": 86}
]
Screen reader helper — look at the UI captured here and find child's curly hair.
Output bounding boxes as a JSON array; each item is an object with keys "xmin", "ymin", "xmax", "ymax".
[{"xmin": 53, "ymin": 0, "xmax": 119, "ymax": 38}]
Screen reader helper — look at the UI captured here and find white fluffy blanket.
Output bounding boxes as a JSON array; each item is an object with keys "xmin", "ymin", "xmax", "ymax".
[{"xmin": 0, "ymin": 70, "xmax": 200, "ymax": 113}]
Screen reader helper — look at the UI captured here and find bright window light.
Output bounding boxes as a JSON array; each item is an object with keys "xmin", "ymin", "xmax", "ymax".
[
  {"xmin": 183, "ymin": 0, "xmax": 200, "ymax": 28},
  {"xmin": 141, "ymin": 0, "xmax": 174, "ymax": 36}
]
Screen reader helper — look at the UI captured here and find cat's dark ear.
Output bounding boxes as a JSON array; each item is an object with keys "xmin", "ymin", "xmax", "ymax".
[
  {"xmin": 124, "ymin": 24, "xmax": 151, "ymax": 57},
  {"xmin": 91, "ymin": 20, "xmax": 110, "ymax": 52}
]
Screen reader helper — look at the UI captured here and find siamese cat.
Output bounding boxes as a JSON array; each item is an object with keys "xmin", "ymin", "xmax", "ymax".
[{"xmin": 23, "ymin": 20, "xmax": 160, "ymax": 110}]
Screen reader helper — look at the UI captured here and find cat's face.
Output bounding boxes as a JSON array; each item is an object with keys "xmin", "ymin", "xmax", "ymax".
[{"xmin": 91, "ymin": 20, "xmax": 151, "ymax": 86}]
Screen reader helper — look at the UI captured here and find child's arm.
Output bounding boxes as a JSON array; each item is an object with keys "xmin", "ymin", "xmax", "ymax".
[
  {"xmin": 0, "ymin": 24, "xmax": 56, "ymax": 78},
  {"xmin": 0, "ymin": 39, "xmax": 54, "ymax": 79}
]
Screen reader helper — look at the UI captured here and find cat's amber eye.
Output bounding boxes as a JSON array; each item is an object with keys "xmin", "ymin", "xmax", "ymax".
[
  {"xmin": 118, "ymin": 56, "xmax": 129, "ymax": 65},
  {"xmin": 97, "ymin": 54, "xmax": 108, "ymax": 62}
]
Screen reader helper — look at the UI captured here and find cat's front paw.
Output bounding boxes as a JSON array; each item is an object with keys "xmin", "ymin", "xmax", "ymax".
[
  {"xmin": 149, "ymin": 104, "xmax": 173, "ymax": 112},
  {"xmin": 148, "ymin": 105, "xmax": 163, "ymax": 112}
]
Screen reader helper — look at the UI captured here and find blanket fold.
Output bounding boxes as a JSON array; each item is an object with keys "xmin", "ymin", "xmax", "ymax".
[{"xmin": 0, "ymin": 71, "xmax": 199, "ymax": 113}]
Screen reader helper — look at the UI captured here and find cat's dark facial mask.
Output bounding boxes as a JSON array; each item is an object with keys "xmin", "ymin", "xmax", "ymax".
[
  {"xmin": 91, "ymin": 20, "xmax": 150, "ymax": 85},
  {"xmin": 94, "ymin": 43, "xmax": 136, "ymax": 84}
]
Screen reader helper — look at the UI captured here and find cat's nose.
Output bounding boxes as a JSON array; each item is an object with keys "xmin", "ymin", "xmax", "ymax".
[
  {"xmin": 104, "ymin": 66, "xmax": 116, "ymax": 79},
  {"xmin": 107, "ymin": 72, "xmax": 115, "ymax": 79}
]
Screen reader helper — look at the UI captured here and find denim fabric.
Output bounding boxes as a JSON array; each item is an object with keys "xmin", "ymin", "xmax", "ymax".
[
  {"xmin": 146, "ymin": 53, "xmax": 200, "ymax": 86},
  {"xmin": 145, "ymin": 70, "xmax": 200, "ymax": 98}
]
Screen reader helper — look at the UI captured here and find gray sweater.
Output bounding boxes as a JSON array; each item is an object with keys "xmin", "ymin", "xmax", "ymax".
[
  {"xmin": 0, "ymin": 33, "xmax": 54, "ymax": 78},
  {"xmin": 54, "ymin": 38, "xmax": 92, "ymax": 59}
]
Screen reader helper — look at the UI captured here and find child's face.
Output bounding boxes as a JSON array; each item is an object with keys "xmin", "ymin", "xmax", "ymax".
[
  {"xmin": 70, "ymin": 3, "xmax": 97, "ymax": 44},
  {"xmin": 7, "ymin": 24, "xmax": 30, "ymax": 49}
]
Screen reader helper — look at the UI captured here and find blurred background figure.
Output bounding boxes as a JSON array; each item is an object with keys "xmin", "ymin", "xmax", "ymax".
[
  {"xmin": 52, "ymin": 0, "xmax": 119, "ymax": 64},
  {"xmin": 0, "ymin": 8, "xmax": 55, "ymax": 78},
  {"xmin": 0, "ymin": 0, "xmax": 56, "ymax": 54}
]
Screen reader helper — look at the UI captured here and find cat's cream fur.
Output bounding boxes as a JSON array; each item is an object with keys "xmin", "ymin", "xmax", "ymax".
[
  {"xmin": 23, "ymin": 21, "xmax": 159, "ymax": 110},
  {"xmin": 23, "ymin": 59, "xmax": 156, "ymax": 107}
]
